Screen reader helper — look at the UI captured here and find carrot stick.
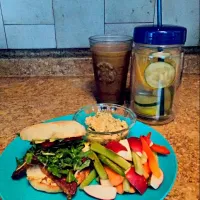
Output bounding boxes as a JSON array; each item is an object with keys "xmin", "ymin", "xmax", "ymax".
[
  {"xmin": 104, "ymin": 166, "xmax": 124, "ymax": 186},
  {"xmin": 129, "ymin": 186, "xmax": 136, "ymax": 193},
  {"xmin": 116, "ymin": 183, "xmax": 124, "ymax": 194},
  {"xmin": 151, "ymin": 144, "xmax": 170, "ymax": 155},
  {"xmin": 143, "ymin": 162, "xmax": 151, "ymax": 179},
  {"xmin": 141, "ymin": 137, "xmax": 161, "ymax": 178}
]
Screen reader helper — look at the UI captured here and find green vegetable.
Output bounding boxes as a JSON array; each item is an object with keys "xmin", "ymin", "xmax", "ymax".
[
  {"xmin": 74, "ymin": 159, "xmax": 91, "ymax": 171},
  {"xmin": 47, "ymin": 166, "xmax": 62, "ymax": 178},
  {"xmin": 132, "ymin": 151, "xmax": 144, "ymax": 176},
  {"xmin": 88, "ymin": 151, "xmax": 108, "ymax": 180},
  {"xmin": 123, "ymin": 178, "xmax": 131, "ymax": 193},
  {"xmin": 80, "ymin": 169, "xmax": 97, "ymax": 189},
  {"xmin": 25, "ymin": 152, "xmax": 33, "ymax": 164},
  {"xmin": 24, "ymin": 139, "xmax": 87, "ymax": 178},
  {"xmin": 67, "ymin": 170, "xmax": 76, "ymax": 183},
  {"xmin": 134, "ymin": 94, "xmax": 159, "ymax": 107},
  {"xmin": 41, "ymin": 151, "xmax": 55, "ymax": 156},
  {"xmin": 144, "ymin": 62, "xmax": 175, "ymax": 88},
  {"xmin": 91, "ymin": 143, "xmax": 131, "ymax": 170},
  {"xmin": 98, "ymin": 154, "xmax": 124, "ymax": 176}
]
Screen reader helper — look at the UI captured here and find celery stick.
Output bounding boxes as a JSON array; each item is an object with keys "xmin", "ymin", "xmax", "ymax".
[
  {"xmin": 88, "ymin": 151, "xmax": 108, "ymax": 180},
  {"xmin": 123, "ymin": 178, "xmax": 130, "ymax": 193},
  {"xmin": 80, "ymin": 169, "xmax": 97, "ymax": 189},
  {"xmin": 98, "ymin": 154, "xmax": 125, "ymax": 176},
  {"xmin": 132, "ymin": 151, "xmax": 144, "ymax": 176},
  {"xmin": 91, "ymin": 143, "xmax": 131, "ymax": 170}
]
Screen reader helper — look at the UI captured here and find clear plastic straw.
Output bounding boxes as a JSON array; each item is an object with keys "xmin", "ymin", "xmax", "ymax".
[{"xmin": 157, "ymin": 0, "xmax": 162, "ymax": 27}]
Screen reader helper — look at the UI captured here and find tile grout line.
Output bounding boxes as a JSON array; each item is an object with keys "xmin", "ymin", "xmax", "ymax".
[
  {"xmin": 0, "ymin": 2, "xmax": 8, "ymax": 49},
  {"xmin": 52, "ymin": 0, "xmax": 57, "ymax": 48},
  {"xmin": 152, "ymin": 0, "xmax": 156, "ymax": 25},
  {"xmin": 4, "ymin": 24, "xmax": 55, "ymax": 26},
  {"xmin": 105, "ymin": 22, "xmax": 153, "ymax": 24}
]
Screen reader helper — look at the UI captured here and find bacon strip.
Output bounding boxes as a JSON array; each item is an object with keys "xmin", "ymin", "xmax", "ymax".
[{"xmin": 41, "ymin": 166, "xmax": 77, "ymax": 199}]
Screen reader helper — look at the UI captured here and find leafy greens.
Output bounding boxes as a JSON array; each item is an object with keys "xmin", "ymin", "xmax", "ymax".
[{"xmin": 24, "ymin": 139, "xmax": 91, "ymax": 179}]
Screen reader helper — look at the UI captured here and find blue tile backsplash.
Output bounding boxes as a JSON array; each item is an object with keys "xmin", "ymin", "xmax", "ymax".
[
  {"xmin": 5, "ymin": 25, "xmax": 56, "ymax": 49},
  {"xmin": 0, "ymin": 5, "xmax": 7, "ymax": 48},
  {"xmin": 0, "ymin": 0, "xmax": 199, "ymax": 49},
  {"xmin": 1, "ymin": 0, "xmax": 54, "ymax": 25},
  {"xmin": 105, "ymin": 0, "xmax": 155, "ymax": 23},
  {"xmin": 54, "ymin": 0, "xmax": 104, "ymax": 48}
]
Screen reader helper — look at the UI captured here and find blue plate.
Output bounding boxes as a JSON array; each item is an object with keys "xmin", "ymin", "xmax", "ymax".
[{"xmin": 0, "ymin": 114, "xmax": 177, "ymax": 200}]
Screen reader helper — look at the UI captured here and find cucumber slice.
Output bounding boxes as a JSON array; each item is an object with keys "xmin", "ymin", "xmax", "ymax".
[
  {"xmin": 134, "ymin": 94, "xmax": 159, "ymax": 107},
  {"xmin": 134, "ymin": 104, "xmax": 159, "ymax": 117},
  {"xmin": 144, "ymin": 62, "xmax": 175, "ymax": 89}
]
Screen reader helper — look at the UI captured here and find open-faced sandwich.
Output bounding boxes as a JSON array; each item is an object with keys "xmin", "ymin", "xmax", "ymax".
[{"xmin": 12, "ymin": 120, "xmax": 90, "ymax": 199}]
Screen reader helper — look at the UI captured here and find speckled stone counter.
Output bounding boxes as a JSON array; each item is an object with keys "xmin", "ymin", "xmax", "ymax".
[{"xmin": 0, "ymin": 74, "xmax": 199, "ymax": 200}]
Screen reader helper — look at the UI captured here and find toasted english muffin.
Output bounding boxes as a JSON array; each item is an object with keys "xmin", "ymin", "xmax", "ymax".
[
  {"xmin": 20, "ymin": 120, "xmax": 86, "ymax": 142},
  {"xmin": 26, "ymin": 165, "xmax": 62, "ymax": 193}
]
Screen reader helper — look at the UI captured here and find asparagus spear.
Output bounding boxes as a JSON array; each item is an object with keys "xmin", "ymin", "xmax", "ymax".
[
  {"xmin": 80, "ymin": 169, "xmax": 97, "ymax": 189},
  {"xmin": 98, "ymin": 154, "xmax": 124, "ymax": 176},
  {"xmin": 88, "ymin": 151, "xmax": 108, "ymax": 180}
]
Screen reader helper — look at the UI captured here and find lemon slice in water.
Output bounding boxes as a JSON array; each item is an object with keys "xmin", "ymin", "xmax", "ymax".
[{"xmin": 144, "ymin": 62, "xmax": 175, "ymax": 89}]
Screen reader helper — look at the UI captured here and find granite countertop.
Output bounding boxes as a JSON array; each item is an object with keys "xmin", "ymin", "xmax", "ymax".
[{"xmin": 0, "ymin": 74, "xmax": 199, "ymax": 200}]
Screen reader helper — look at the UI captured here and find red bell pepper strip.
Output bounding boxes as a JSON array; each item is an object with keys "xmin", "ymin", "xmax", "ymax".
[
  {"xmin": 141, "ymin": 132, "xmax": 152, "ymax": 146},
  {"xmin": 151, "ymin": 144, "xmax": 170, "ymax": 155},
  {"xmin": 140, "ymin": 136, "xmax": 161, "ymax": 178}
]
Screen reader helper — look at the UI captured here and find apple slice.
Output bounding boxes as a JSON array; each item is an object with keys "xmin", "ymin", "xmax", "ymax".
[
  {"xmin": 149, "ymin": 169, "xmax": 164, "ymax": 189},
  {"xmin": 105, "ymin": 140, "xmax": 132, "ymax": 161},
  {"xmin": 106, "ymin": 141, "xmax": 127, "ymax": 153},
  {"xmin": 125, "ymin": 167, "xmax": 148, "ymax": 195},
  {"xmin": 119, "ymin": 139, "xmax": 132, "ymax": 161},
  {"xmin": 100, "ymin": 179, "xmax": 112, "ymax": 187},
  {"xmin": 140, "ymin": 151, "xmax": 148, "ymax": 164},
  {"xmin": 84, "ymin": 185, "xmax": 117, "ymax": 200},
  {"xmin": 127, "ymin": 137, "xmax": 143, "ymax": 157}
]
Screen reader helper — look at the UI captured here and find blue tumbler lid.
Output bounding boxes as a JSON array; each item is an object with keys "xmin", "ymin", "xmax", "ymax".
[{"xmin": 134, "ymin": 25, "xmax": 187, "ymax": 45}]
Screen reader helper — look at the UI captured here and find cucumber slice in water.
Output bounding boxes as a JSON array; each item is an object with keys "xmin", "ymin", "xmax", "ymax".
[
  {"xmin": 144, "ymin": 62, "xmax": 175, "ymax": 89},
  {"xmin": 134, "ymin": 87, "xmax": 173, "ymax": 117},
  {"xmin": 134, "ymin": 94, "xmax": 159, "ymax": 107},
  {"xmin": 134, "ymin": 104, "xmax": 159, "ymax": 116}
]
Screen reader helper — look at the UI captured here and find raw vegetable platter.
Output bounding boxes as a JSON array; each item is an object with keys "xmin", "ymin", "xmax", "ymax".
[{"xmin": 0, "ymin": 114, "xmax": 177, "ymax": 200}]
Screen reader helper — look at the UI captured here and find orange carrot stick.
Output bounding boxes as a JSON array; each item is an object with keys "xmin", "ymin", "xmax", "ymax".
[
  {"xmin": 141, "ymin": 137, "xmax": 161, "ymax": 178},
  {"xmin": 143, "ymin": 162, "xmax": 151, "ymax": 179},
  {"xmin": 129, "ymin": 186, "xmax": 136, "ymax": 193},
  {"xmin": 104, "ymin": 166, "xmax": 124, "ymax": 186},
  {"xmin": 116, "ymin": 183, "xmax": 124, "ymax": 194}
]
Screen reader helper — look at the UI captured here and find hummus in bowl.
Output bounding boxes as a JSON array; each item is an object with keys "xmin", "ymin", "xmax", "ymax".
[{"xmin": 73, "ymin": 103, "xmax": 137, "ymax": 144}]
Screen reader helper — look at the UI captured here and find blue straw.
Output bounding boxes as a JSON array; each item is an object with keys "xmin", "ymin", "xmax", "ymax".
[{"xmin": 157, "ymin": 0, "xmax": 162, "ymax": 27}]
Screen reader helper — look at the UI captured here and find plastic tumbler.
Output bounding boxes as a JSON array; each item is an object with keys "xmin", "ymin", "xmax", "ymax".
[{"xmin": 130, "ymin": 25, "xmax": 187, "ymax": 125}]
